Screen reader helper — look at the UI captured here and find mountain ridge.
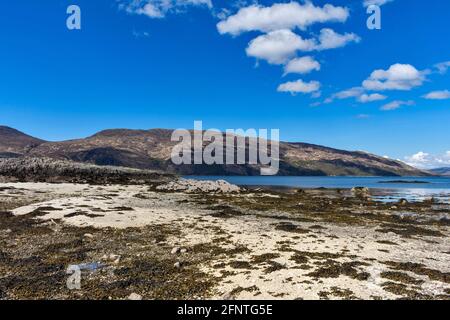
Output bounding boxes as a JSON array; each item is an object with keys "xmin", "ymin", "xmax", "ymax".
[
  {"xmin": 429, "ymin": 167, "xmax": 450, "ymax": 176},
  {"xmin": 0, "ymin": 125, "xmax": 430, "ymax": 176}
]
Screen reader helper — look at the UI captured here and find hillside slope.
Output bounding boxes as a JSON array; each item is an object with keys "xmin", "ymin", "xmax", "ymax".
[
  {"xmin": 21, "ymin": 128, "xmax": 427, "ymax": 176},
  {"xmin": 0, "ymin": 126, "xmax": 45, "ymax": 158},
  {"xmin": 429, "ymin": 167, "xmax": 450, "ymax": 176}
]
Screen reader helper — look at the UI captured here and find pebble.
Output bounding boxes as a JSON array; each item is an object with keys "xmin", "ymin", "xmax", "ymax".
[
  {"xmin": 174, "ymin": 261, "xmax": 181, "ymax": 269},
  {"xmin": 171, "ymin": 247, "xmax": 180, "ymax": 254},
  {"xmin": 83, "ymin": 233, "xmax": 94, "ymax": 239},
  {"xmin": 128, "ymin": 293, "xmax": 142, "ymax": 300},
  {"xmin": 109, "ymin": 254, "xmax": 121, "ymax": 264},
  {"xmin": 180, "ymin": 248, "xmax": 188, "ymax": 254},
  {"xmin": 222, "ymin": 292, "xmax": 235, "ymax": 300}
]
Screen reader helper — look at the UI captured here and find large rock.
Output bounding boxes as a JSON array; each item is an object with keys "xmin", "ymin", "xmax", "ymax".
[
  {"xmin": 0, "ymin": 157, "xmax": 173, "ymax": 184},
  {"xmin": 351, "ymin": 187, "xmax": 370, "ymax": 198},
  {"xmin": 156, "ymin": 179, "xmax": 240, "ymax": 194}
]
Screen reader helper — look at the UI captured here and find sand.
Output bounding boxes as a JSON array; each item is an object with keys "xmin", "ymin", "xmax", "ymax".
[{"xmin": 1, "ymin": 182, "xmax": 449, "ymax": 300}]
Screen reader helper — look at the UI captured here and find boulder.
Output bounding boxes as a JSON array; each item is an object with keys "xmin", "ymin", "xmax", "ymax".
[
  {"xmin": 351, "ymin": 187, "xmax": 370, "ymax": 198},
  {"xmin": 156, "ymin": 179, "xmax": 240, "ymax": 194},
  {"xmin": 128, "ymin": 293, "xmax": 142, "ymax": 300}
]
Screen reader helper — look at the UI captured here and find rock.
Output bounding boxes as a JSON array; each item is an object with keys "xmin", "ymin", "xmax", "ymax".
[
  {"xmin": 156, "ymin": 179, "xmax": 240, "ymax": 194},
  {"xmin": 180, "ymin": 248, "xmax": 187, "ymax": 254},
  {"xmin": 0, "ymin": 157, "xmax": 172, "ymax": 184},
  {"xmin": 128, "ymin": 293, "xmax": 142, "ymax": 300},
  {"xmin": 4, "ymin": 229, "xmax": 12, "ymax": 234},
  {"xmin": 351, "ymin": 187, "xmax": 370, "ymax": 198},
  {"xmin": 109, "ymin": 254, "xmax": 121, "ymax": 264},
  {"xmin": 101, "ymin": 254, "xmax": 121, "ymax": 264},
  {"xmin": 83, "ymin": 233, "xmax": 94, "ymax": 239},
  {"xmin": 222, "ymin": 292, "xmax": 235, "ymax": 300},
  {"xmin": 171, "ymin": 247, "xmax": 180, "ymax": 254},
  {"xmin": 398, "ymin": 198, "xmax": 409, "ymax": 205},
  {"xmin": 174, "ymin": 261, "xmax": 181, "ymax": 269}
]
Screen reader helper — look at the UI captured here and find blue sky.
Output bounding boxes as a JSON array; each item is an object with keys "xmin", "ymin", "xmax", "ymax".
[{"xmin": 0, "ymin": 0, "xmax": 449, "ymax": 168}]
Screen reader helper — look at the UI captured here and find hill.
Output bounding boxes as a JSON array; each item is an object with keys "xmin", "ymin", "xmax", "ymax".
[
  {"xmin": 0, "ymin": 126, "xmax": 429, "ymax": 176},
  {"xmin": 429, "ymin": 167, "xmax": 450, "ymax": 176},
  {"xmin": 0, "ymin": 126, "xmax": 45, "ymax": 158}
]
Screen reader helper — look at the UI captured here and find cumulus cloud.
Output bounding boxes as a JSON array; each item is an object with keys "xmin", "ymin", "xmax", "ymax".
[
  {"xmin": 215, "ymin": 2, "xmax": 360, "ymax": 95},
  {"xmin": 284, "ymin": 56, "xmax": 320, "ymax": 75},
  {"xmin": 246, "ymin": 29, "xmax": 316, "ymax": 64},
  {"xmin": 363, "ymin": 0, "xmax": 394, "ymax": 7},
  {"xmin": 380, "ymin": 100, "xmax": 414, "ymax": 111},
  {"xmin": 362, "ymin": 63, "xmax": 426, "ymax": 91},
  {"xmin": 277, "ymin": 79, "xmax": 321, "ymax": 95},
  {"xmin": 326, "ymin": 87, "xmax": 386, "ymax": 104},
  {"xmin": 246, "ymin": 28, "xmax": 359, "ymax": 65},
  {"xmin": 434, "ymin": 61, "xmax": 450, "ymax": 74},
  {"xmin": 423, "ymin": 90, "xmax": 450, "ymax": 100},
  {"xmin": 334, "ymin": 87, "xmax": 364, "ymax": 99},
  {"xmin": 217, "ymin": 1, "xmax": 349, "ymax": 35},
  {"xmin": 404, "ymin": 151, "xmax": 450, "ymax": 169},
  {"xmin": 357, "ymin": 93, "xmax": 387, "ymax": 103},
  {"xmin": 122, "ymin": 0, "xmax": 212, "ymax": 18},
  {"xmin": 314, "ymin": 28, "xmax": 360, "ymax": 51}
]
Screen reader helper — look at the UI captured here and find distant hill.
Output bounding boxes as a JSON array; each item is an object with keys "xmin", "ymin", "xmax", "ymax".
[
  {"xmin": 0, "ymin": 126, "xmax": 46, "ymax": 158},
  {"xmin": 0, "ymin": 126, "xmax": 429, "ymax": 176},
  {"xmin": 429, "ymin": 167, "xmax": 450, "ymax": 176}
]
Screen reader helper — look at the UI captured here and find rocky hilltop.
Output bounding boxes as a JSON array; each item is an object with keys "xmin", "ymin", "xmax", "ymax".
[
  {"xmin": 0, "ymin": 157, "xmax": 173, "ymax": 184},
  {"xmin": 0, "ymin": 125, "xmax": 429, "ymax": 176}
]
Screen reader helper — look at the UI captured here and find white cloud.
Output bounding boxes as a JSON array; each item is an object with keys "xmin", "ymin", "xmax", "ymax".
[
  {"xmin": 138, "ymin": 3, "xmax": 163, "ymax": 17},
  {"xmin": 314, "ymin": 28, "xmax": 360, "ymax": 51},
  {"xmin": 284, "ymin": 56, "xmax": 320, "ymax": 75},
  {"xmin": 246, "ymin": 28, "xmax": 359, "ymax": 65},
  {"xmin": 404, "ymin": 151, "xmax": 450, "ymax": 169},
  {"xmin": 246, "ymin": 29, "xmax": 316, "ymax": 64},
  {"xmin": 380, "ymin": 100, "xmax": 414, "ymax": 111},
  {"xmin": 327, "ymin": 87, "xmax": 386, "ymax": 104},
  {"xmin": 434, "ymin": 61, "xmax": 450, "ymax": 74},
  {"xmin": 277, "ymin": 79, "xmax": 321, "ymax": 95},
  {"xmin": 363, "ymin": 0, "xmax": 394, "ymax": 7},
  {"xmin": 362, "ymin": 63, "xmax": 426, "ymax": 91},
  {"xmin": 334, "ymin": 87, "xmax": 365, "ymax": 99},
  {"xmin": 123, "ymin": 0, "xmax": 212, "ymax": 19},
  {"xmin": 357, "ymin": 93, "xmax": 387, "ymax": 103},
  {"xmin": 423, "ymin": 90, "xmax": 450, "ymax": 100},
  {"xmin": 217, "ymin": 1, "xmax": 349, "ymax": 35}
]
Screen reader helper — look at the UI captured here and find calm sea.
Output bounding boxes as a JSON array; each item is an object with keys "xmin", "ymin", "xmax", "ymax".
[{"xmin": 185, "ymin": 176, "xmax": 450, "ymax": 203}]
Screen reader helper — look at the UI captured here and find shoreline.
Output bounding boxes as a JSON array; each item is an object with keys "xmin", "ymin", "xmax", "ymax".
[{"xmin": 1, "ymin": 181, "xmax": 449, "ymax": 300}]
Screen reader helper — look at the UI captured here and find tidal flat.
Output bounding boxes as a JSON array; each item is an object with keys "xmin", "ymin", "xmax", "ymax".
[{"xmin": 0, "ymin": 182, "xmax": 449, "ymax": 300}]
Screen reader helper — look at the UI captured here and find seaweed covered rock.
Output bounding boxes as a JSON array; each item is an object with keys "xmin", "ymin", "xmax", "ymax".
[{"xmin": 351, "ymin": 187, "xmax": 370, "ymax": 198}]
